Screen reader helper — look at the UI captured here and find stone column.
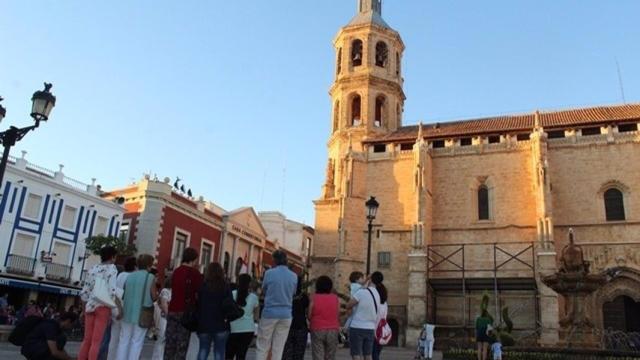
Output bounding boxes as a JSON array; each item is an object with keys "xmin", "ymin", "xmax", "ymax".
[
  {"xmin": 537, "ymin": 249, "xmax": 560, "ymax": 346},
  {"xmin": 406, "ymin": 251, "xmax": 427, "ymax": 346}
]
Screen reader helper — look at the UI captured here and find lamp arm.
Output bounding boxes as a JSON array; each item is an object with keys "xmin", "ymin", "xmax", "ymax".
[{"xmin": 0, "ymin": 123, "xmax": 40, "ymax": 147}]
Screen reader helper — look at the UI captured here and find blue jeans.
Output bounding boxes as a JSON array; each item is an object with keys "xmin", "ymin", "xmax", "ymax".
[{"xmin": 198, "ymin": 331, "xmax": 229, "ymax": 360}]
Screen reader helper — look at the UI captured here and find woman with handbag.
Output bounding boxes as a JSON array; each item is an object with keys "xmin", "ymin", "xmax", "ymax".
[
  {"xmin": 79, "ymin": 246, "xmax": 119, "ymax": 360},
  {"xmin": 196, "ymin": 262, "xmax": 238, "ymax": 360},
  {"xmin": 225, "ymin": 273, "xmax": 259, "ymax": 360},
  {"xmin": 115, "ymin": 254, "xmax": 158, "ymax": 360}
]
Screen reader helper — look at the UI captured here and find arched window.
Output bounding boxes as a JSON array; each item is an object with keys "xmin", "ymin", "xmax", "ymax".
[
  {"xmin": 351, "ymin": 95, "xmax": 361, "ymax": 126},
  {"xmin": 396, "ymin": 52, "xmax": 401, "ymax": 76},
  {"xmin": 223, "ymin": 252, "xmax": 230, "ymax": 275},
  {"xmin": 604, "ymin": 188, "xmax": 625, "ymax": 221},
  {"xmin": 478, "ymin": 185, "xmax": 490, "ymax": 220},
  {"xmin": 396, "ymin": 103, "xmax": 401, "ymax": 125},
  {"xmin": 351, "ymin": 40, "xmax": 363, "ymax": 67},
  {"xmin": 336, "ymin": 47, "xmax": 342, "ymax": 75},
  {"xmin": 375, "ymin": 42, "xmax": 388, "ymax": 67},
  {"xmin": 375, "ymin": 96, "xmax": 386, "ymax": 127},
  {"xmin": 333, "ymin": 101, "xmax": 340, "ymax": 133}
]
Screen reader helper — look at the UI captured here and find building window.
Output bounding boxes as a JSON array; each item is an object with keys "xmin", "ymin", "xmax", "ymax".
[
  {"xmin": 604, "ymin": 188, "xmax": 625, "ymax": 221},
  {"xmin": 547, "ymin": 130, "xmax": 565, "ymax": 139},
  {"xmin": 251, "ymin": 262, "xmax": 257, "ymax": 277},
  {"xmin": 432, "ymin": 140, "xmax": 445, "ymax": 148},
  {"xmin": 396, "ymin": 52, "xmax": 400, "ymax": 76},
  {"xmin": 60, "ymin": 205, "xmax": 77, "ymax": 229},
  {"xmin": 373, "ymin": 144, "xmax": 386, "ymax": 153},
  {"xmin": 173, "ymin": 232, "xmax": 188, "ymax": 265},
  {"xmin": 460, "ymin": 138, "xmax": 472, "ymax": 146},
  {"xmin": 23, "ymin": 193, "xmax": 43, "ymax": 219},
  {"xmin": 378, "ymin": 252, "xmax": 391, "ymax": 268},
  {"xmin": 223, "ymin": 252, "xmax": 231, "ymax": 275},
  {"xmin": 119, "ymin": 223, "xmax": 130, "ymax": 242},
  {"xmin": 12, "ymin": 233, "xmax": 36, "ymax": 257},
  {"xmin": 375, "ymin": 96, "xmax": 386, "ymax": 127},
  {"xmin": 201, "ymin": 242, "xmax": 213, "ymax": 268},
  {"xmin": 488, "ymin": 135, "xmax": 501, "ymax": 144},
  {"xmin": 52, "ymin": 241, "xmax": 72, "ymax": 265},
  {"xmin": 375, "ymin": 41, "xmax": 388, "ymax": 67},
  {"xmin": 516, "ymin": 133, "xmax": 530, "ymax": 142},
  {"xmin": 336, "ymin": 47, "xmax": 342, "ymax": 75},
  {"xmin": 478, "ymin": 185, "xmax": 490, "ymax": 220},
  {"xmin": 333, "ymin": 101, "xmax": 340, "ymax": 133},
  {"xmin": 351, "ymin": 95, "xmax": 362, "ymax": 126},
  {"xmin": 618, "ymin": 123, "xmax": 638, "ymax": 133},
  {"xmin": 351, "ymin": 39, "xmax": 363, "ymax": 67},
  {"xmin": 581, "ymin": 126, "xmax": 601, "ymax": 136},
  {"xmin": 400, "ymin": 143, "xmax": 413, "ymax": 151},
  {"xmin": 95, "ymin": 216, "xmax": 109, "ymax": 236}
]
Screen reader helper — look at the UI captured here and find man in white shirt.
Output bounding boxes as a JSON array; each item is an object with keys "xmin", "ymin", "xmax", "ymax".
[{"xmin": 346, "ymin": 283, "xmax": 380, "ymax": 360}]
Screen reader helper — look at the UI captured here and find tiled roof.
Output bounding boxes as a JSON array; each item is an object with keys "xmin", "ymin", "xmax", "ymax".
[{"xmin": 365, "ymin": 103, "xmax": 640, "ymax": 143}]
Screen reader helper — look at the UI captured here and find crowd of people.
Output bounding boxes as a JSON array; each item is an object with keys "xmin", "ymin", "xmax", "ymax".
[
  {"xmin": 0, "ymin": 294, "xmax": 78, "ymax": 327},
  {"xmin": 10, "ymin": 245, "xmax": 392, "ymax": 360}
]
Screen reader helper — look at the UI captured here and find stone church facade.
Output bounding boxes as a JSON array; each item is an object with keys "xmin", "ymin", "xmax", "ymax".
[{"xmin": 312, "ymin": 0, "xmax": 640, "ymax": 346}]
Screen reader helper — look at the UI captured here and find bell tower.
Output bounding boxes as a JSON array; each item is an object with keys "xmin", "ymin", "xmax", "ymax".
[
  {"xmin": 314, "ymin": 1, "xmax": 406, "ymax": 289},
  {"xmin": 328, "ymin": 0, "xmax": 406, "ymax": 153}
]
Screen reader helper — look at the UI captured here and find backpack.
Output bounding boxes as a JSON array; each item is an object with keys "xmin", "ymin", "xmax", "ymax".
[
  {"xmin": 9, "ymin": 316, "xmax": 43, "ymax": 346},
  {"xmin": 365, "ymin": 288, "xmax": 393, "ymax": 345}
]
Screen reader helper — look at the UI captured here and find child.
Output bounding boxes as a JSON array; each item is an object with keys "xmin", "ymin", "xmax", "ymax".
[
  {"xmin": 424, "ymin": 323, "xmax": 435, "ymax": 360},
  {"xmin": 349, "ymin": 271, "xmax": 365, "ymax": 297},
  {"xmin": 343, "ymin": 271, "xmax": 365, "ymax": 330},
  {"xmin": 491, "ymin": 337, "xmax": 502, "ymax": 360}
]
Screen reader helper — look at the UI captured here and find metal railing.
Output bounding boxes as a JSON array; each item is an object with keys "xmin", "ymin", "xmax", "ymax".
[
  {"xmin": 6, "ymin": 254, "xmax": 36, "ymax": 275},
  {"xmin": 44, "ymin": 262, "xmax": 72, "ymax": 282}
]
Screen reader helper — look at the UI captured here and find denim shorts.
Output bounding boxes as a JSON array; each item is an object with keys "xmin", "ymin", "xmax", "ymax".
[{"xmin": 349, "ymin": 328, "xmax": 375, "ymax": 356}]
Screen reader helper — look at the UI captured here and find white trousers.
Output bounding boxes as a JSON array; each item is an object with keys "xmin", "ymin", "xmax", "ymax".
[
  {"xmin": 255, "ymin": 318, "xmax": 292, "ymax": 360},
  {"xmin": 151, "ymin": 316, "xmax": 167, "ymax": 360},
  {"xmin": 186, "ymin": 331, "xmax": 199, "ymax": 360},
  {"xmin": 424, "ymin": 338, "xmax": 434, "ymax": 359},
  {"xmin": 115, "ymin": 322, "xmax": 147, "ymax": 360},
  {"xmin": 106, "ymin": 319, "xmax": 122, "ymax": 360}
]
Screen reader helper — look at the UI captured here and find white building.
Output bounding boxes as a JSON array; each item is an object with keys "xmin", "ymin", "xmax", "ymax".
[
  {"xmin": 258, "ymin": 211, "xmax": 313, "ymax": 266},
  {"xmin": 0, "ymin": 152, "xmax": 125, "ymax": 310}
]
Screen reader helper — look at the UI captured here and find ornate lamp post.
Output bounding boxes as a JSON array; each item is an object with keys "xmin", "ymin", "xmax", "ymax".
[
  {"xmin": 0, "ymin": 83, "xmax": 56, "ymax": 188},
  {"xmin": 365, "ymin": 196, "xmax": 379, "ymax": 275}
]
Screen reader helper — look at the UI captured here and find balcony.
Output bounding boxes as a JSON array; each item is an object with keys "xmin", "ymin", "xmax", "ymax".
[
  {"xmin": 44, "ymin": 262, "xmax": 72, "ymax": 283},
  {"xmin": 6, "ymin": 254, "xmax": 36, "ymax": 276}
]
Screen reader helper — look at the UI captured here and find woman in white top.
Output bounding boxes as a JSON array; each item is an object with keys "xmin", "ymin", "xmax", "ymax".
[
  {"xmin": 346, "ymin": 277, "xmax": 380, "ymax": 360},
  {"xmin": 107, "ymin": 256, "xmax": 137, "ymax": 360},
  {"xmin": 79, "ymin": 246, "xmax": 119, "ymax": 360},
  {"xmin": 151, "ymin": 276, "xmax": 172, "ymax": 360}
]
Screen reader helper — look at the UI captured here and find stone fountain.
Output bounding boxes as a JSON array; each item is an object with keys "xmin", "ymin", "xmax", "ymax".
[{"xmin": 542, "ymin": 229, "xmax": 607, "ymax": 348}]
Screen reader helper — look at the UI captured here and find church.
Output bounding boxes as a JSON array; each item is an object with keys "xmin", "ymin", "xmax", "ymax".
[{"xmin": 312, "ymin": 0, "xmax": 640, "ymax": 346}]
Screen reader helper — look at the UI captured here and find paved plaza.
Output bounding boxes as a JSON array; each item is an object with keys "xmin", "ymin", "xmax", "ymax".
[{"xmin": 0, "ymin": 341, "xmax": 430, "ymax": 360}]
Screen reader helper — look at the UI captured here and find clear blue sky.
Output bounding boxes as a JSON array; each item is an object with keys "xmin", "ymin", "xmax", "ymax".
[{"xmin": 1, "ymin": 1, "xmax": 639, "ymax": 225}]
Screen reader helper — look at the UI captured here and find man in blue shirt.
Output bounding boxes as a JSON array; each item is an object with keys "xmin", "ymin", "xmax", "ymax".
[{"xmin": 256, "ymin": 250, "xmax": 297, "ymax": 360}]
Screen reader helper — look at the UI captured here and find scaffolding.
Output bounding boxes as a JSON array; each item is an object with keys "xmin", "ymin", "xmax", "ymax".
[{"xmin": 426, "ymin": 242, "xmax": 540, "ymax": 338}]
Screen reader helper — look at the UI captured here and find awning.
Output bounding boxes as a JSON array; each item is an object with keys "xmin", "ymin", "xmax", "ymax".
[{"xmin": 0, "ymin": 276, "xmax": 81, "ymax": 296}]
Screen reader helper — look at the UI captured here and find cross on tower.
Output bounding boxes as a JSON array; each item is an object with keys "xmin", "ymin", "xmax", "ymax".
[{"xmin": 359, "ymin": 0, "xmax": 382, "ymax": 15}]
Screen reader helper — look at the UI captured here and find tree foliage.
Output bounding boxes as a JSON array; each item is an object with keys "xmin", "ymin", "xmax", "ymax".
[{"xmin": 85, "ymin": 235, "xmax": 137, "ymax": 257}]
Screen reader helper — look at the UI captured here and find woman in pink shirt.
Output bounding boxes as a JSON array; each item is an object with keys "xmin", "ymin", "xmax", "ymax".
[{"xmin": 309, "ymin": 275, "xmax": 340, "ymax": 360}]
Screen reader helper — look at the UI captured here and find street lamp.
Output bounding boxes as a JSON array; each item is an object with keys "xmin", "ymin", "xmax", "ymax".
[
  {"xmin": 0, "ymin": 83, "xmax": 56, "ymax": 189},
  {"xmin": 365, "ymin": 196, "xmax": 379, "ymax": 275}
]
